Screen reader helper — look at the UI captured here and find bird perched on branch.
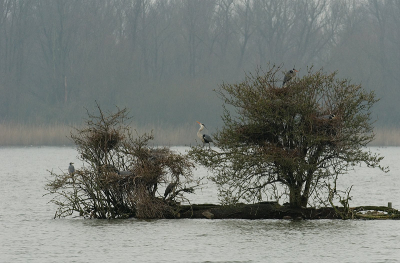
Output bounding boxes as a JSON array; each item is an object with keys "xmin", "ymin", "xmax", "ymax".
[
  {"xmin": 282, "ymin": 68, "xmax": 299, "ymax": 87},
  {"xmin": 317, "ymin": 114, "xmax": 336, "ymax": 120},
  {"xmin": 117, "ymin": 170, "xmax": 133, "ymax": 176},
  {"xmin": 164, "ymin": 178, "xmax": 179, "ymax": 200},
  {"xmin": 196, "ymin": 121, "xmax": 213, "ymax": 148},
  {"xmin": 101, "ymin": 164, "xmax": 133, "ymax": 176},
  {"xmin": 68, "ymin": 162, "xmax": 75, "ymax": 175}
]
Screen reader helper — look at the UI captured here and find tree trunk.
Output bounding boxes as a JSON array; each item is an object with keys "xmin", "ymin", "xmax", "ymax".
[{"xmin": 289, "ymin": 184, "xmax": 308, "ymax": 208}]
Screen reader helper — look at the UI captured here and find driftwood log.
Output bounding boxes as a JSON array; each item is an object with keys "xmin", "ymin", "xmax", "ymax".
[{"xmin": 165, "ymin": 202, "xmax": 400, "ymax": 220}]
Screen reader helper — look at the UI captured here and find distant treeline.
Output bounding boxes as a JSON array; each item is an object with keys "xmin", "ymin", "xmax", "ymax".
[{"xmin": 1, "ymin": 0, "xmax": 400, "ymax": 129}]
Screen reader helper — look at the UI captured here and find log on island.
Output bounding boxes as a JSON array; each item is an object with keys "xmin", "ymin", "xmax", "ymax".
[{"xmin": 167, "ymin": 202, "xmax": 400, "ymax": 220}]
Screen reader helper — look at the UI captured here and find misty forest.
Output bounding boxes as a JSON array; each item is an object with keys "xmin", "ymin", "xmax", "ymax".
[{"xmin": 1, "ymin": 0, "xmax": 400, "ymax": 145}]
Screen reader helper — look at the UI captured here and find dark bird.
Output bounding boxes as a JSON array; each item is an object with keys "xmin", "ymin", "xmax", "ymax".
[
  {"xmin": 68, "ymin": 162, "xmax": 75, "ymax": 175},
  {"xmin": 282, "ymin": 68, "xmax": 299, "ymax": 86},
  {"xmin": 117, "ymin": 170, "xmax": 133, "ymax": 176},
  {"xmin": 164, "ymin": 180, "xmax": 178, "ymax": 200},
  {"xmin": 196, "ymin": 121, "xmax": 213, "ymax": 148}
]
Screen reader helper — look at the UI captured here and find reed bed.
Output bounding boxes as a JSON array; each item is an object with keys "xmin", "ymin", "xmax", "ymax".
[
  {"xmin": 0, "ymin": 122, "xmax": 75, "ymax": 146},
  {"xmin": 370, "ymin": 127, "xmax": 400, "ymax": 146},
  {"xmin": 134, "ymin": 122, "xmax": 197, "ymax": 146},
  {"xmin": 0, "ymin": 122, "xmax": 198, "ymax": 147},
  {"xmin": 1, "ymin": 122, "xmax": 398, "ymax": 147}
]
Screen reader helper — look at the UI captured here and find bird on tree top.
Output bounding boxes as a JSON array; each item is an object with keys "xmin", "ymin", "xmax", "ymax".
[{"xmin": 282, "ymin": 68, "xmax": 299, "ymax": 87}]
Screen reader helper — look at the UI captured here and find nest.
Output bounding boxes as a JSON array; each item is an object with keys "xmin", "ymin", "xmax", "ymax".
[
  {"xmin": 312, "ymin": 115, "xmax": 340, "ymax": 137},
  {"xmin": 88, "ymin": 129, "xmax": 123, "ymax": 152},
  {"xmin": 236, "ymin": 125, "xmax": 274, "ymax": 144},
  {"xmin": 269, "ymin": 86, "xmax": 291, "ymax": 96}
]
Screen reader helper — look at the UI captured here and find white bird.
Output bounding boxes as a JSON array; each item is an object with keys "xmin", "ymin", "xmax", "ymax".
[
  {"xmin": 317, "ymin": 114, "xmax": 336, "ymax": 120},
  {"xmin": 282, "ymin": 68, "xmax": 299, "ymax": 87},
  {"xmin": 68, "ymin": 162, "xmax": 75, "ymax": 175},
  {"xmin": 197, "ymin": 121, "xmax": 213, "ymax": 148},
  {"xmin": 102, "ymin": 164, "xmax": 133, "ymax": 176}
]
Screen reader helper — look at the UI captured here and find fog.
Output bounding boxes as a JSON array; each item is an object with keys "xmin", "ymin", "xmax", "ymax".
[{"xmin": 1, "ymin": 0, "xmax": 399, "ymax": 131}]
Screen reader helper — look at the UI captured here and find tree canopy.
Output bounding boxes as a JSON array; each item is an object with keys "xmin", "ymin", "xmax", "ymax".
[{"xmin": 189, "ymin": 66, "xmax": 388, "ymax": 208}]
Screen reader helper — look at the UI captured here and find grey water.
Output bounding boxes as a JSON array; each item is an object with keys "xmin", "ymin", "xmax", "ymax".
[{"xmin": 0, "ymin": 146, "xmax": 399, "ymax": 263}]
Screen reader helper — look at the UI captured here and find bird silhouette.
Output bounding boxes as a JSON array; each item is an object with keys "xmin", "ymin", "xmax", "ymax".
[{"xmin": 164, "ymin": 177, "xmax": 179, "ymax": 200}]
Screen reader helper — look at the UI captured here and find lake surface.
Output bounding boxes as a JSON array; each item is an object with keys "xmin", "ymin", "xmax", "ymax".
[{"xmin": 0, "ymin": 146, "xmax": 399, "ymax": 263}]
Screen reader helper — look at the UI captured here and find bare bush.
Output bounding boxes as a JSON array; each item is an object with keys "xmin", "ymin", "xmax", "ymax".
[{"xmin": 46, "ymin": 105, "xmax": 198, "ymax": 219}]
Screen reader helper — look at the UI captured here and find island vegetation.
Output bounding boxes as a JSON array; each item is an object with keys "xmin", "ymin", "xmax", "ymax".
[
  {"xmin": 189, "ymin": 65, "xmax": 388, "ymax": 208},
  {"xmin": 47, "ymin": 104, "xmax": 200, "ymax": 219},
  {"xmin": 47, "ymin": 67, "xmax": 399, "ymax": 220}
]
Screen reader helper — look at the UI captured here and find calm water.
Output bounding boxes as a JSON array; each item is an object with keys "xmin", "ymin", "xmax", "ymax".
[{"xmin": 0, "ymin": 146, "xmax": 399, "ymax": 263}]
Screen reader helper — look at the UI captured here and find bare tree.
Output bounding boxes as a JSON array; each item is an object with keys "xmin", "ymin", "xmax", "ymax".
[
  {"xmin": 146, "ymin": 0, "xmax": 176, "ymax": 79},
  {"xmin": 214, "ymin": 0, "xmax": 235, "ymax": 61},
  {"xmin": 35, "ymin": 0, "xmax": 83, "ymax": 105},
  {"xmin": 47, "ymin": 105, "xmax": 199, "ymax": 219},
  {"xmin": 0, "ymin": 0, "xmax": 33, "ymax": 118},
  {"xmin": 179, "ymin": 0, "xmax": 216, "ymax": 77},
  {"xmin": 234, "ymin": 0, "xmax": 255, "ymax": 69}
]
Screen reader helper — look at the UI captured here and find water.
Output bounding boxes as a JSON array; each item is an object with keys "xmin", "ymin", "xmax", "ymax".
[{"xmin": 0, "ymin": 146, "xmax": 399, "ymax": 263}]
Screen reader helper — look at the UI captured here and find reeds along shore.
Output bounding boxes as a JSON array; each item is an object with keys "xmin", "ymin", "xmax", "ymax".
[
  {"xmin": 0, "ymin": 122, "xmax": 399, "ymax": 146},
  {"xmin": 0, "ymin": 122, "xmax": 196, "ymax": 146},
  {"xmin": 369, "ymin": 127, "xmax": 400, "ymax": 146}
]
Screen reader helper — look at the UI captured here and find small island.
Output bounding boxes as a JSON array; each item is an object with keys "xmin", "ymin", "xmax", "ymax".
[{"xmin": 46, "ymin": 67, "xmax": 398, "ymax": 220}]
